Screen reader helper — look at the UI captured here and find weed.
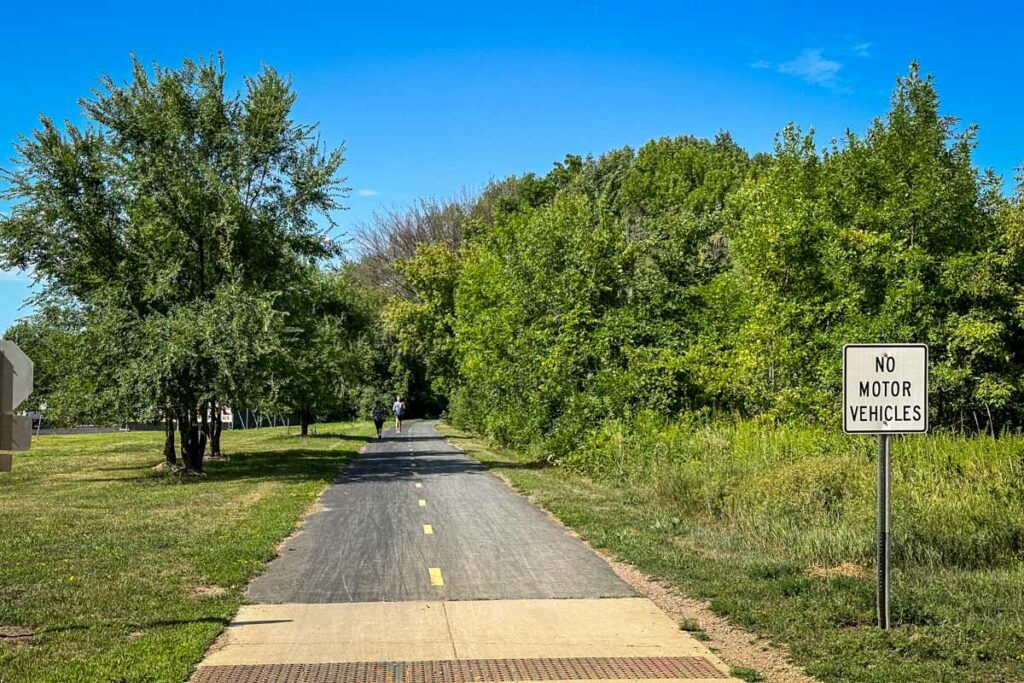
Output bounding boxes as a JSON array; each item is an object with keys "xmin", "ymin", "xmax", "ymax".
[
  {"xmin": 730, "ymin": 666, "xmax": 764, "ymax": 682},
  {"xmin": 679, "ymin": 618, "xmax": 702, "ymax": 632}
]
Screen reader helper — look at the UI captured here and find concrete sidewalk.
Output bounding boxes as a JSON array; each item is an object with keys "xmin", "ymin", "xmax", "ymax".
[{"xmin": 195, "ymin": 598, "xmax": 734, "ymax": 681}]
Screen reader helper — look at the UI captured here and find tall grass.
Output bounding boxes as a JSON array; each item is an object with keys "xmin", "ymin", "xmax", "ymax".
[{"xmin": 564, "ymin": 413, "xmax": 1024, "ymax": 569}]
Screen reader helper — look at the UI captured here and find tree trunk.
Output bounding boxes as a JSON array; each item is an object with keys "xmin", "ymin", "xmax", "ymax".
[
  {"xmin": 189, "ymin": 417, "xmax": 203, "ymax": 473},
  {"xmin": 210, "ymin": 403, "xmax": 223, "ymax": 457},
  {"xmin": 300, "ymin": 410, "xmax": 310, "ymax": 437},
  {"xmin": 178, "ymin": 410, "xmax": 189, "ymax": 463},
  {"xmin": 198, "ymin": 404, "xmax": 209, "ymax": 458},
  {"xmin": 178, "ymin": 409, "xmax": 204, "ymax": 473},
  {"xmin": 163, "ymin": 415, "xmax": 177, "ymax": 466}
]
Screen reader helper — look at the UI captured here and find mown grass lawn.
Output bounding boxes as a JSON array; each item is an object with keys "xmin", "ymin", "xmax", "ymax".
[
  {"xmin": 0, "ymin": 422, "xmax": 372, "ymax": 683},
  {"xmin": 440, "ymin": 425, "xmax": 1024, "ymax": 683}
]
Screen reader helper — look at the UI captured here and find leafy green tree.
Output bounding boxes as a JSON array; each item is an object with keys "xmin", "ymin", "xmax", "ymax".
[
  {"xmin": 268, "ymin": 269, "xmax": 369, "ymax": 435},
  {"xmin": 2, "ymin": 308, "xmax": 82, "ymax": 418},
  {"xmin": 381, "ymin": 243, "xmax": 461, "ymax": 407},
  {"xmin": 353, "ymin": 196, "xmax": 479, "ymax": 415},
  {"xmin": 726, "ymin": 65, "xmax": 1016, "ymax": 430},
  {"xmin": 451, "ymin": 137, "xmax": 748, "ymax": 453},
  {"xmin": 0, "ymin": 55, "xmax": 346, "ymax": 469},
  {"xmin": 441, "ymin": 64, "xmax": 1021, "ymax": 455}
]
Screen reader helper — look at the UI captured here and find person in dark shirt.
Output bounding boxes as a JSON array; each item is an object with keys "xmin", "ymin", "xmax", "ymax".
[{"xmin": 372, "ymin": 403, "xmax": 386, "ymax": 439}]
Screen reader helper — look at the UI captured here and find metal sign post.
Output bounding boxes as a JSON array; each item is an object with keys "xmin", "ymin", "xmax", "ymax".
[
  {"xmin": 843, "ymin": 344, "xmax": 928, "ymax": 630},
  {"xmin": 877, "ymin": 433, "xmax": 891, "ymax": 630}
]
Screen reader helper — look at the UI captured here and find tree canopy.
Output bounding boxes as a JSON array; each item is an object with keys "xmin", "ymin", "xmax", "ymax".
[
  {"xmin": 357, "ymin": 65, "xmax": 1024, "ymax": 457},
  {"xmin": 5, "ymin": 61, "xmax": 1023, "ymax": 469},
  {"xmin": 1, "ymin": 56, "xmax": 350, "ymax": 469}
]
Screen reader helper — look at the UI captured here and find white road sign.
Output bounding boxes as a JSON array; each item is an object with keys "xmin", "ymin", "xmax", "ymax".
[
  {"xmin": 0, "ymin": 340, "xmax": 34, "ymax": 412},
  {"xmin": 843, "ymin": 344, "xmax": 928, "ymax": 434}
]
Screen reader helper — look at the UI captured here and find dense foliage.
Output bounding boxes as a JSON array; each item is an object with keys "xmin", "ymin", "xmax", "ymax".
[
  {"xmin": 6, "ymin": 61, "xmax": 1024, "ymax": 465},
  {"xmin": 371, "ymin": 66, "xmax": 1024, "ymax": 456},
  {"xmin": 0, "ymin": 56, "xmax": 360, "ymax": 467}
]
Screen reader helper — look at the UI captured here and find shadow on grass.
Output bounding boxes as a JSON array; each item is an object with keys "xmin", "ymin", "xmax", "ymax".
[
  {"xmin": 94, "ymin": 463, "xmax": 162, "ymax": 472},
  {"xmin": 77, "ymin": 444, "xmax": 368, "ymax": 485},
  {"xmin": 431, "ymin": 428, "xmax": 554, "ymax": 472},
  {"xmin": 443, "ymin": 433, "xmax": 473, "ymax": 441},
  {"xmin": 265, "ymin": 432, "xmax": 367, "ymax": 442},
  {"xmin": 203, "ymin": 448, "xmax": 361, "ymax": 483},
  {"xmin": 45, "ymin": 616, "xmax": 233, "ymax": 634}
]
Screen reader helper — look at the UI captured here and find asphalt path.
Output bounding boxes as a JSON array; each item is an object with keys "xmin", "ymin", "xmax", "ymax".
[{"xmin": 247, "ymin": 419, "xmax": 633, "ymax": 603}]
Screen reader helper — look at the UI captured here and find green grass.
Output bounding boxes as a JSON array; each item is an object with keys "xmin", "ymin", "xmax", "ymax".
[
  {"xmin": 0, "ymin": 422, "xmax": 372, "ymax": 683},
  {"xmin": 678, "ymin": 618, "xmax": 702, "ymax": 632},
  {"xmin": 730, "ymin": 665, "xmax": 765, "ymax": 682},
  {"xmin": 441, "ymin": 421, "xmax": 1024, "ymax": 683}
]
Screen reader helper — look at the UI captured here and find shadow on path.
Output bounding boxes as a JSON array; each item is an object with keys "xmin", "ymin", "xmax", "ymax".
[{"xmin": 341, "ymin": 454, "xmax": 487, "ymax": 483}]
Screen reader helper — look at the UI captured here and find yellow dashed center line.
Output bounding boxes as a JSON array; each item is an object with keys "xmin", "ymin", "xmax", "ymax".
[
  {"xmin": 415, "ymin": 482, "xmax": 423, "ymax": 488},
  {"xmin": 418, "ymin": 499, "xmax": 427, "ymax": 507},
  {"xmin": 429, "ymin": 567, "xmax": 444, "ymax": 586},
  {"xmin": 423, "ymin": 524, "xmax": 433, "ymax": 535}
]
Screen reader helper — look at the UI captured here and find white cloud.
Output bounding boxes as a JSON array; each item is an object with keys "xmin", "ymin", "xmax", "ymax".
[
  {"xmin": 750, "ymin": 59, "xmax": 772, "ymax": 70},
  {"xmin": 357, "ymin": 189, "xmax": 380, "ymax": 197},
  {"xmin": 852, "ymin": 42, "xmax": 873, "ymax": 58},
  {"xmin": 777, "ymin": 49, "xmax": 843, "ymax": 88}
]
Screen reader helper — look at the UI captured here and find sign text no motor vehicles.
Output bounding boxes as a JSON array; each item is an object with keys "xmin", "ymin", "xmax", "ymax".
[{"xmin": 843, "ymin": 344, "xmax": 928, "ymax": 434}]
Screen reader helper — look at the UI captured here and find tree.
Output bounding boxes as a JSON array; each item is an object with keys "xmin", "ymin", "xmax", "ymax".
[
  {"xmin": 381, "ymin": 243, "xmax": 461, "ymax": 408},
  {"xmin": 0, "ymin": 55, "xmax": 346, "ymax": 469},
  {"xmin": 352, "ymin": 195, "xmax": 478, "ymax": 414},
  {"xmin": 269, "ymin": 269, "xmax": 371, "ymax": 436},
  {"xmin": 353, "ymin": 196, "xmax": 469, "ymax": 298},
  {"xmin": 451, "ymin": 138, "xmax": 748, "ymax": 453},
  {"xmin": 727, "ymin": 65, "xmax": 1015, "ymax": 430},
  {"xmin": 2, "ymin": 308, "xmax": 81, "ymax": 418}
]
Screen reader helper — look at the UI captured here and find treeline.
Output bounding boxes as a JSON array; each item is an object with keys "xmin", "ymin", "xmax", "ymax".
[
  {"xmin": 364, "ymin": 65, "xmax": 1024, "ymax": 457},
  {"xmin": 0, "ymin": 57, "xmax": 403, "ymax": 471},
  {"xmin": 6, "ymin": 61, "xmax": 1024, "ymax": 471}
]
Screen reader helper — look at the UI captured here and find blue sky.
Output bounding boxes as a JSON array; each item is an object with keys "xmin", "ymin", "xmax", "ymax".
[{"xmin": 2, "ymin": 1, "xmax": 1023, "ymax": 332}]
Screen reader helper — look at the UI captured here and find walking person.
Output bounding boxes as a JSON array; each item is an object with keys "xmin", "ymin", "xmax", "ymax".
[
  {"xmin": 372, "ymin": 402, "xmax": 386, "ymax": 439},
  {"xmin": 393, "ymin": 396, "xmax": 405, "ymax": 434}
]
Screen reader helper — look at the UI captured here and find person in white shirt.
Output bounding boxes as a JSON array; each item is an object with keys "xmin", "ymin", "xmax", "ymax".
[{"xmin": 392, "ymin": 396, "xmax": 405, "ymax": 433}]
